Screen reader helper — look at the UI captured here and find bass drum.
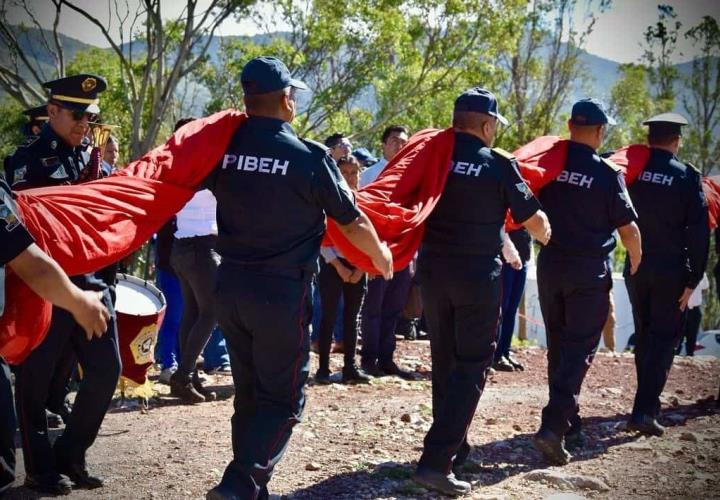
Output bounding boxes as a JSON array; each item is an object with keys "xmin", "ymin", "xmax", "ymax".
[{"xmin": 115, "ymin": 273, "xmax": 166, "ymax": 386}]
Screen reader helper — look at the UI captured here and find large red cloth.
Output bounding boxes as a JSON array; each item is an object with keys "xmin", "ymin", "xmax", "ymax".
[
  {"xmin": 609, "ymin": 144, "xmax": 720, "ymax": 229},
  {"xmin": 325, "ymin": 128, "xmax": 455, "ymax": 274},
  {"xmin": 1, "ymin": 110, "xmax": 246, "ymax": 364}
]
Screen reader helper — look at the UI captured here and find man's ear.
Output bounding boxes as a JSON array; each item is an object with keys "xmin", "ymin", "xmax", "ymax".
[{"xmin": 47, "ymin": 103, "xmax": 59, "ymax": 118}]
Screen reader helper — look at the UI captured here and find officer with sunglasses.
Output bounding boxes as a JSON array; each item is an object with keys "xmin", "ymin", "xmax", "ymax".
[{"xmin": 4, "ymin": 74, "xmax": 121, "ymax": 495}]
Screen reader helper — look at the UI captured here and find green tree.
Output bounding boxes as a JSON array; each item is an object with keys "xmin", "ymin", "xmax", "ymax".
[
  {"xmin": 199, "ymin": 0, "xmax": 526, "ymax": 148},
  {"xmin": 0, "ymin": 98, "xmax": 26, "ymax": 161},
  {"xmin": 498, "ymin": 0, "xmax": 610, "ymax": 147},
  {"xmin": 0, "ymin": 0, "xmax": 255, "ymax": 159},
  {"xmin": 642, "ymin": 4, "xmax": 680, "ymax": 109},
  {"xmin": 605, "ymin": 63, "xmax": 654, "ymax": 151},
  {"xmin": 682, "ymin": 15, "xmax": 720, "ymax": 176}
]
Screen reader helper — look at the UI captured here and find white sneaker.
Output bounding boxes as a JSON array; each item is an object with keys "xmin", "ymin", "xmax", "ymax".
[{"xmin": 158, "ymin": 367, "xmax": 177, "ymax": 385}]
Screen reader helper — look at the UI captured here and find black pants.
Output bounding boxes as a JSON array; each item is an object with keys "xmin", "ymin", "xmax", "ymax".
[
  {"xmin": 625, "ymin": 261, "xmax": 686, "ymax": 419},
  {"xmin": 14, "ymin": 283, "xmax": 120, "ymax": 475},
  {"xmin": 317, "ymin": 258, "xmax": 367, "ymax": 372},
  {"xmin": 537, "ymin": 251, "xmax": 610, "ymax": 436},
  {"xmin": 416, "ymin": 253, "xmax": 501, "ymax": 473},
  {"xmin": 0, "ymin": 358, "xmax": 15, "ymax": 494},
  {"xmin": 215, "ymin": 264, "xmax": 311, "ymax": 499},
  {"xmin": 170, "ymin": 235, "xmax": 220, "ymax": 379},
  {"xmin": 677, "ymin": 307, "xmax": 701, "ymax": 356}
]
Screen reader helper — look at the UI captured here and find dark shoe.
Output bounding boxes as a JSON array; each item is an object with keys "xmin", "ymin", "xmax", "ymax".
[
  {"xmin": 492, "ymin": 357, "xmax": 515, "ymax": 372},
  {"xmin": 56, "ymin": 462, "xmax": 103, "ymax": 489},
  {"xmin": 533, "ymin": 428, "xmax": 571, "ymax": 465},
  {"xmin": 170, "ymin": 374, "xmax": 206, "ymax": 404},
  {"xmin": 206, "ymin": 483, "xmax": 242, "ymax": 500},
  {"xmin": 416, "ymin": 329, "xmax": 430, "ymax": 341},
  {"xmin": 25, "ymin": 472, "xmax": 72, "ymax": 495},
  {"xmin": 412, "ymin": 467, "xmax": 471, "ymax": 497},
  {"xmin": 361, "ymin": 362, "xmax": 383, "ymax": 377},
  {"xmin": 565, "ymin": 429, "xmax": 587, "ymax": 450},
  {"xmin": 315, "ymin": 368, "xmax": 331, "ymax": 385},
  {"xmin": 342, "ymin": 365, "xmax": 371, "ymax": 384},
  {"xmin": 379, "ymin": 361, "xmax": 415, "ymax": 380},
  {"xmin": 47, "ymin": 409, "xmax": 64, "ymax": 429},
  {"xmin": 627, "ymin": 415, "xmax": 665, "ymax": 437},
  {"xmin": 507, "ymin": 355, "xmax": 525, "ymax": 371},
  {"xmin": 193, "ymin": 372, "xmax": 217, "ymax": 401}
]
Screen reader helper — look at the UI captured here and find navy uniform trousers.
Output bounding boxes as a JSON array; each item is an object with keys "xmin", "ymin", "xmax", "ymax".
[
  {"xmin": 624, "ymin": 258, "xmax": 686, "ymax": 419},
  {"xmin": 14, "ymin": 284, "xmax": 120, "ymax": 476},
  {"xmin": 1, "ymin": 359, "xmax": 15, "ymax": 494},
  {"xmin": 215, "ymin": 264, "xmax": 311, "ymax": 499},
  {"xmin": 416, "ymin": 253, "xmax": 501, "ymax": 473},
  {"xmin": 537, "ymin": 251, "xmax": 611, "ymax": 436}
]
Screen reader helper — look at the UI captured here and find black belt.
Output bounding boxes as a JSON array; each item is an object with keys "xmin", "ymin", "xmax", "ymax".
[{"xmin": 222, "ymin": 259, "xmax": 312, "ymax": 281}]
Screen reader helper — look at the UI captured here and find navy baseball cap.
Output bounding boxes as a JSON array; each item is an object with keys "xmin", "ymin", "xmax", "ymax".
[
  {"xmin": 454, "ymin": 87, "xmax": 508, "ymax": 125},
  {"xmin": 241, "ymin": 56, "xmax": 309, "ymax": 95},
  {"xmin": 352, "ymin": 147, "xmax": 378, "ymax": 167},
  {"xmin": 570, "ymin": 98, "xmax": 616, "ymax": 126}
]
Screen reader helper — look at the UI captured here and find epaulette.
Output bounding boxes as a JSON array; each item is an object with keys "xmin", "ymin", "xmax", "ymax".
[
  {"xmin": 301, "ymin": 137, "xmax": 330, "ymax": 155},
  {"xmin": 601, "ymin": 157, "xmax": 621, "ymax": 172},
  {"xmin": 686, "ymin": 161, "xmax": 700, "ymax": 173},
  {"xmin": 491, "ymin": 147, "xmax": 515, "ymax": 162}
]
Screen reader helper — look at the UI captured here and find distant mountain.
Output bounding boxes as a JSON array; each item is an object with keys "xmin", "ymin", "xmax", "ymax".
[
  {"xmin": 0, "ymin": 25, "xmax": 93, "ymax": 88},
  {"xmin": 1, "ymin": 25, "xmax": 708, "ymax": 118}
]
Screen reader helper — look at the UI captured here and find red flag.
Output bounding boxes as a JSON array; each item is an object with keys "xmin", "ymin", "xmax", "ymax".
[
  {"xmin": 1, "ymin": 110, "xmax": 247, "ymax": 364},
  {"xmin": 325, "ymin": 128, "xmax": 455, "ymax": 274},
  {"xmin": 608, "ymin": 144, "xmax": 651, "ymax": 186},
  {"xmin": 703, "ymin": 176, "xmax": 720, "ymax": 230}
]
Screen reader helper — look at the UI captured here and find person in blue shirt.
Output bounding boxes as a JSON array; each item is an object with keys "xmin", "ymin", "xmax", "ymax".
[
  {"xmin": 624, "ymin": 113, "xmax": 709, "ymax": 436},
  {"xmin": 204, "ymin": 57, "xmax": 392, "ymax": 500},
  {"xmin": 411, "ymin": 88, "xmax": 551, "ymax": 496},
  {"xmin": 533, "ymin": 98, "xmax": 642, "ymax": 466}
]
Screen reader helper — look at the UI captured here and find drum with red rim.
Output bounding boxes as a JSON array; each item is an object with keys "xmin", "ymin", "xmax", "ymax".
[{"xmin": 115, "ymin": 274, "xmax": 166, "ymax": 385}]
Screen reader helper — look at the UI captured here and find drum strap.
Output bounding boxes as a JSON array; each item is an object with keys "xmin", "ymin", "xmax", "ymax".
[{"xmin": 0, "ymin": 265, "xmax": 5, "ymax": 317}]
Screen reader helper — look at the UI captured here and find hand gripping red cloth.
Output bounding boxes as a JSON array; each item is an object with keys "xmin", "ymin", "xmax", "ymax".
[
  {"xmin": 325, "ymin": 128, "xmax": 456, "ymax": 274},
  {"xmin": 1, "ymin": 110, "xmax": 247, "ymax": 364}
]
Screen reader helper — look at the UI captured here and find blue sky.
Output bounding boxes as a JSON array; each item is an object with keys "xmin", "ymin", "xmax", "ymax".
[{"xmin": 7, "ymin": 0, "xmax": 719, "ymax": 64}]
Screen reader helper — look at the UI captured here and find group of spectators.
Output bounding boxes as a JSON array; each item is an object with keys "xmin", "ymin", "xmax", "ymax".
[{"xmin": 152, "ymin": 122, "xmax": 535, "ymax": 403}]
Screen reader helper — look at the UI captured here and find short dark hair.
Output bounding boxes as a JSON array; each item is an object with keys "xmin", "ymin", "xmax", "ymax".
[
  {"xmin": 174, "ymin": 117, "xmax": 196, "ymax": 132},
  {"xmin": 452, "ymin": 110, "xmax": 493, "ymax": 130},
  {"xmin": 324, "ymin": 133, "xmax": 346, "ymax": 148},
  {"xmin": 381, "ymin": 125, "xmax": 409, "ymax": 144},
  {"xmin": 648, "ymin": 131, "xmax": 680, "ymax": 147},
  {"xmin": 243, "ymin": 87, "xmax": 292, "ymax": 116}
]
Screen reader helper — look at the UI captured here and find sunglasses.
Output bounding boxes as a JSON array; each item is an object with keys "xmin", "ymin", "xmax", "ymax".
[{"xmin": 52, "ymin": 101, "xmax": 98, "ymax": 122}]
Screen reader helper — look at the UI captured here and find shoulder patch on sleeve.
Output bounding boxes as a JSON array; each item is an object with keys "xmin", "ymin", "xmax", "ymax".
[
  {"xmin": 491, "ymin": 147, "xmax": 515, "ymax": 161},
  {"xmin": 301, "ymin": 138, "xmax": 331, "ymax": 156},
  {"xmin": 601, "ymin": 157, "xmax": 621, "ymax": 172}
]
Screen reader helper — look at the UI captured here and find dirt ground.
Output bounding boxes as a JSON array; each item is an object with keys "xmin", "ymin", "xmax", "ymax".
[{"xmin": 5, "ymin": 342, "xmax": 720, "ymax": 499}]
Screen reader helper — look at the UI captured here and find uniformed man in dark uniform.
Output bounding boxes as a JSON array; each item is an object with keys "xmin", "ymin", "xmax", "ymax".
[
  {"xmin": 0, "ymin": 173, "xmax": 109, "ymax": 496},
  {"xmin": 625, "ymin": 113, "xmax": 709, "ymax": 436},
  {"xmin": 22, "ymin": 105, "xmax": 49, "ymax": 137},
  {"xmin": 533, "ymin": 98, "xmax": 642, "ymax": 465},
  {"xmin": 411, "ymin": 88, "xmax": 551, "ymax": 496},
  {"xmin": 204, "ymin": 57, "xmax": 393, "ymax": 500},
  {"xmin": 5, "ymin": 74, "xmax": 121, "ymax": 494}
]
